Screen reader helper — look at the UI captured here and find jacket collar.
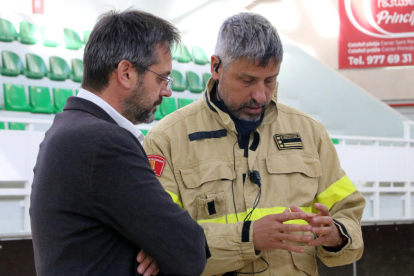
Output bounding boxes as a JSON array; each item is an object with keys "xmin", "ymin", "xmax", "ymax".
[
  {"xmin": 63, "ymin": 96, "xmax": 119, "ymax": 126},
  {"xmin": 203, "ymin": 78, "xmax": 279, "ymax": 133}
]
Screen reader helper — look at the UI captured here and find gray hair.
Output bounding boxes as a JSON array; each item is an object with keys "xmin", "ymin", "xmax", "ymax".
[
  {"xmin": 82, "ymin": 8, "xmax": 180, "ymax": 92},
  {"xmin": 215, "ymin": 12, "xmax": 283, "ymax": 67}
]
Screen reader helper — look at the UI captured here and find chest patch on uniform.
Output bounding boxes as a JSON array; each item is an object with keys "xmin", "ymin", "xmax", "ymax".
[
  {"xmin": 147, "ymin": 155, "xmax": 166, "ymax": 177},
  {"xmin": 273, "ymin": 133, "xmax": 303, "ymax": 150}
]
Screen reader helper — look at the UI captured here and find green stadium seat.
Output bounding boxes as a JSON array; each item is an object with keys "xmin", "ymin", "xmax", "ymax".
[
  {"xmin": 75, "ymin": 89, "xmax": 80, "ymax": 95},
  {"xmin": 1, "ymin": 51, "xmax": 24, "ymax": 76},
  {"xmin": 3, "ymin": 84, "xmax": 31, "ymax": 112},
  {"xmin": 154, "ymin": 108, "xmax": 163, "ymax": 120},
  {"xmin": 170, "ymin": 70, "xmax": 186, "ymax": 92},
  {"xmin": 24, "ymin": 53, "xmax": 48, "ymax": 79},
  {"xmin": 53, "ymin": 88, "xmax": 73, "ymax": 113},
  {"xmin": 0, "ymin": 106, "xmax": 2, "ymax": 129},
  {"xmin": 175, "ymin": 44, "xmax": 192, "ymax": 63},
  {"xmin": 192, "ymin": 46, "xmax": 209, "ymax": 65},
  {"xmin": 0, "ymin": 106, "xmax": 4, "ymax": 130},
  {"xmin": 63, "ymin": 28, "xmax": 83, "ymax": 50},
  {"xmin": 160, "ymin": 97, "xmax": 177, "ymax": 117},
  {"xmin": 41, "ymin": 27, "xmax": 58, "ymax": 47},
  {"xmin": 0, "ymin": 19, "xmax": 18, "ymax": 42},
  {"xmin": 83, "ymin": 30, "xmax": 91, "ymax": 44},
  {"xmin": 28, "ymin": 86, "xmax": 55, "ymax": 114},
  {"xmin": 202, "ymin": 73, "xmax": 212, "ymax": 87},
  {"xmin": 171, "ymin": 44, "xmax": 180, "ymax": 60},
  {"xmin": 19, "ymin": 21, "xmax": 38, "ymax": 45},
  {"xmin": 48, "ymin": 56, "xmax": 70, "ymax": 81},
  {"xmin": 140, "ymin": 129, "xmax": 148, "ymax": 136},
  {"xmin": 8, "ymin": 122, "xmax": 25, "ymax": 130},
  {"xmin": 186, "ymin": 71, "xmax": 204, "ymax": 93},
  {"xmin": 331, "ymin": 138, "xmax": 339, "ymax": 145},
  {"xmin": 177, "ymin": 98, "xmax": 193, "ymax": 109},
  {"xmin": 71, "ymin": 59, "xmax": 83, "ymax": 82}
]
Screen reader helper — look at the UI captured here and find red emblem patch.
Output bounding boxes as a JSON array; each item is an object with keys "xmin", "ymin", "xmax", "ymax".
[{"xmin": 147, "ymin": 155, "xmax": 166, "ymax": 177}]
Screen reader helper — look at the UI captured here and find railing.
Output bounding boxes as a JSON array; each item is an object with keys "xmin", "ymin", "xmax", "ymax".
[
  {"xmin": 333, "ymin": 121, "xmax": 414, "ymax": 224},
  {"xmin": 0, "ymin": 115, "xmax": 53, "ymax": 237},
  {"xmin": 0, "ymin": 114, "xmax": 413, "ymax": 239}
]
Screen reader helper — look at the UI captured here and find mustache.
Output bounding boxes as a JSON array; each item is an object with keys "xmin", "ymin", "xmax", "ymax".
[
  {"xmin": 154, "ymin": 97, "xmax": 163, "ymax": 106},
  {"xmin": 240, "ymin": 99, "xmax": 267, "ymax": 109}
]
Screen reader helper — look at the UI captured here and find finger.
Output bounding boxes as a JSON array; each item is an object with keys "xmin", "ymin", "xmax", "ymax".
[
  {"xmin": 279, "ymin": 233, "xmax": 313, "ymax": 243},
  {"xmin": 275, "ymin": 212, "xmax": 314, "ymax": 222},
  {"xmin": 307, "ymin": 235, "xmax": 328, "ymax": 246},
  {"xmin": 281, "ymin": 223, "xmax": 312, "ymax": 233},
  {"xmin": 137, "ymin": 249, "xmax": 146, "ymax": 263},
  {"xmin": 153, "ymin": 268, "xmax": 160, "ymax": 276},
  {"xmin": 137, "ymin": 255, "xmax": 153, "ymax": 274},
  {"xmin": 143, "ymin": 260, "xmax": 158, "ymax": 276},
  {"xmin": 290, "ymin": 205, "xmax": 304, "ymax": 213},
  {"xmin": 311, "ymin": 216, "xmax": 332, "ymax": 226},
  {"xmin": 314, "ymin": 203, "xmax": 330, "ymax": 216},
  {"xmin": 290, "ymin": 206, "xmax": 317, "ymax": 218},
  {"xmin": 283, "ymin": 208, "xmax": 290, "ymax": 213},
  {"xmin": 276, "ymin": 241, "xmax": 306, "ymax": 253},
  {"xmin": 290, "ymin": 206, "xmax": 318, "ymax": 223},
  {"xmin": 311, "ymin": 226, "xmax": 332, "ymax": 235}
]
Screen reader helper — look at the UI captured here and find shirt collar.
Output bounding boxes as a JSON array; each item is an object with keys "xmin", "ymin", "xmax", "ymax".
[{"xmin": 77, "ymin": 88, "xmax": 145, "ymax": 144}]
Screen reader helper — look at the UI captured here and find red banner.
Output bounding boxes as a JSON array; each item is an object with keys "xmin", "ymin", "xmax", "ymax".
[
  {"xmin": 339, "ymin": 0, "xmax": 414, "ymax": 69},
  {"xmin": 32, "ymin": 0, "xmax": 44, "ymax": 14}
]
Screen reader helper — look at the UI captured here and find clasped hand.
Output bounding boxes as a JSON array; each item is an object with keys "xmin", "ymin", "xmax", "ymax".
[
  {"xmin": 253, "ymin": 203, "xmax": 345, "ymax": 252},
  {"xmin": 135, "ymin": 203, "xmax": 345, "ymax": 275}
]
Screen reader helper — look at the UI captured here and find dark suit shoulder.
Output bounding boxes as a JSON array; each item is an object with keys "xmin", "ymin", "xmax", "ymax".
[{"xmin": 51, "ymin": 109, "xmax": 138, "ymax": 147}]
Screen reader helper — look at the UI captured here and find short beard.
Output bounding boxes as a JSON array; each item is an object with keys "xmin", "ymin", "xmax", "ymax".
[
  {"xmin": 122, "ymin": 77, "xmax": 162, "ymax": 125},
  {"xmin": 217, "ymin": 88, "xmax": 267, "ymax": 122}
]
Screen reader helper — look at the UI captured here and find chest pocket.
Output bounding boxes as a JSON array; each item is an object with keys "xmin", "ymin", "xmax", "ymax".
[
  {"xmin": 265, "ymin": 153, "xmax": 321, "ymax": 176},
  {"xmin": 265, "ymin": 154, "xmax": 322, "ymax": 205},
  {"xmin": 180, "ymin": 161, "xmax": 235, "ymax": 222}
]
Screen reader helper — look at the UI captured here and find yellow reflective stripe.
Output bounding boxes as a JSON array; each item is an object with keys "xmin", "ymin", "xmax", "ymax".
[
  {"xmin": 197, "ymin": 207, "xmax": 312, "ymax": 225},
  {"xmin": 313, "ymin": 175, "xmax": 356, "ymax": 211},
  {"xmin": 165, "ymin": 190, "xmax": 183, "ymax": 209}
]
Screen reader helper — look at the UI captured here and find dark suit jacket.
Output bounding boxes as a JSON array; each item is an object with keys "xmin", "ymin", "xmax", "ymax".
[{"xmin": 30, "ymin": 97, "xmax": 209, "ymax": 276}]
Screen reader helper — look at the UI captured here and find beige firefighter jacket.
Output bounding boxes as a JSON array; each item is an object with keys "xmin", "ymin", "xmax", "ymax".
[{"xmin": 143, "ymin": 79, "xmax": 365, "ymax": 276}]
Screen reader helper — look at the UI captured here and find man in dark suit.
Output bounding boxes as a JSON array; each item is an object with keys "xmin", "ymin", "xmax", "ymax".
[{"xmin": 30, "ymin": 9, "xmax": 209, "ymax": 276}]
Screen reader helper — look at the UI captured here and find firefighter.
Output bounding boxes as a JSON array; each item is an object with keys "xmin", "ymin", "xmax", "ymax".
[{"xmin": 143, "ymin": 12, "xmax": 365, "ymax": 276}]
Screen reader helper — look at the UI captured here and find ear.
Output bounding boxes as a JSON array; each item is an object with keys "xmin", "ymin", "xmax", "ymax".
[
  {"xmin": 210, "ymin": 55, "xmax": 221, "ymax": 81},
  {"xmin": 116, "ymin": 60, "xmax": 136, "ymax": 90}
]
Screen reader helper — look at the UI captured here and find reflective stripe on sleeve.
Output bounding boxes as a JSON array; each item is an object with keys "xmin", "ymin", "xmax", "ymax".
[
  {"xmin": 313, "ymin": 175, "xmax": 356, "ymax": 212},
  {"xmin": 166, "ymin": 190, "xmax": 183, "ymax": 208},
  {"xmin": 197, "ymin": 207, "xmax": 311, "ymax": 225},
  {"xmin": 196, "ymin": 175, "xmax": 356, "ymax": 225}
]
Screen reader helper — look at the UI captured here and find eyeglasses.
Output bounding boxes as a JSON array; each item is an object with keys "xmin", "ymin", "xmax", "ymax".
[
  {"xmin": 143, "ymin": 67, "xmax": 174, "ymax": 91},
  {"xmin": 114, "ymin": 62, "xmax": 174, "ymax": 90}
]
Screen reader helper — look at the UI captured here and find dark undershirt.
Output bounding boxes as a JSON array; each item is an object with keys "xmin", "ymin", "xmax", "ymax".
[{"xmin": 210, "ymin": 82, "xmax": 264, "ymax": 154}]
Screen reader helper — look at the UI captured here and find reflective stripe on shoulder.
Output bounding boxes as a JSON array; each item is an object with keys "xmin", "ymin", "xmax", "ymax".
[
  {"xmin": 166, "ymin": 190, "xmax": 183, "ymax": 209},
  {"xmin": 313, "ymin": 175, "xmax": 356, "ymax": 211}
]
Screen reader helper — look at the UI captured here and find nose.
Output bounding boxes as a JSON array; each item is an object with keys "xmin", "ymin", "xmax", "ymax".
[
  {"xmin": 251, "ymin": 82, "xmax": 267, "ymax": 104},
  {"xmin": 160, "ymin": 87, "xmax": 172, "ymax": 98}
]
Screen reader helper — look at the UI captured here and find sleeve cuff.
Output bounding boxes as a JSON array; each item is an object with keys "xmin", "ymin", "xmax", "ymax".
[
  {"xmin": 321, "ymin": 219, "xmax": 352, "ymax": 254},
  {"xmin": 240, "ymin": 221, "xmax": 261, "ymax": 261}
]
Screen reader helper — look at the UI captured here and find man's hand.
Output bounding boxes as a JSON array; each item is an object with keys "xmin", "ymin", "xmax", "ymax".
[
  {"xmin": 291, "ymin": 204, "xmax": 345, "ymax": 248},
  {"xmin": 136, "ymin": 249, "xmax": 159, "ymax": 276},
  {"xmin": 253, "ymin": 209, "xmax": 314, "ymax": 252}
]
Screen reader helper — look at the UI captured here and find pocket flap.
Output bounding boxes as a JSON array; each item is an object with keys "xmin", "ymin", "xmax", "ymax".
[
  {"xmin": 266, "ymin": 154, "xmax": 322, "ymax": 177},
  {"xmin": 180, "ymin": 161, "xmax": 235, "ymax": 189},
  {"xmin": 291, "ymin": 251, "xmax": 318, "ymax": 276}
]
